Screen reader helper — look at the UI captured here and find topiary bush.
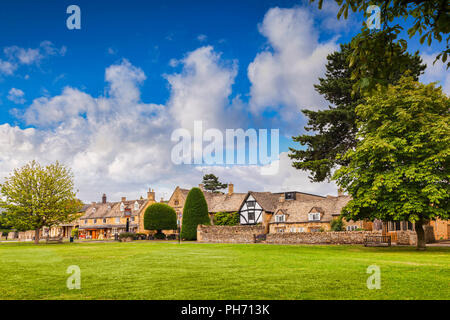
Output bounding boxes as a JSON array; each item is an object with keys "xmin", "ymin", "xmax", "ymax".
[
  {"xmin": 180, "ymin": 187, "xmax": 210, "ymax": 240},
  {"xmin": 144, "ymin": 203, "xmax": 177, "ymax": 234}
]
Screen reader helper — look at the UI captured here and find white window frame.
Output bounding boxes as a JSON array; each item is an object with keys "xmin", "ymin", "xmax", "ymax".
[
  {"xmin": 308, "ymin": 213, "xmax": 321, "ymax": 221},
  {"xmin": 275, "ymin": 214, "xmax": 285, "ymax": 223}
]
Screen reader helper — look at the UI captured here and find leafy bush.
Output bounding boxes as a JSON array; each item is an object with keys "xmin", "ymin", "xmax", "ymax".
[
  {"xmin": 71, "ymin": 228, "xmax": 79, "ymax": 238},
  {"xmin": 167, "ymin": 234, "xmax": 177, "ymax": 240},
  {"xmin": 119, "ymin": 232, "xmax": 135, "ymax": 239},
  {"xmin": 180, "ymin": 187, "xmax": 210, "ymax": 240},
  {"xmin": 330, "ymin": 217, "xmax": 345, "ymax": 231},
  {"xmin": 134, "ymin": 233, "xmax": 147, "ymax": 240},
  {"xmin": 144, "ymin": 203, "xmax": 177, "ymax": 233},
  {"xmin": 214, "ymin": 211, "xmax": 240, "ymax": 226},
  {"xmin": 154, "ymin": 232, "xmax": 166, "ymax": 240}
]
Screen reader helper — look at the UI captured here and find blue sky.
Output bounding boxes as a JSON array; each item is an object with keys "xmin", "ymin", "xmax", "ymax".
[{"xmin": 0, "ymin": 0, "xmax": 448, "ymax": 201}]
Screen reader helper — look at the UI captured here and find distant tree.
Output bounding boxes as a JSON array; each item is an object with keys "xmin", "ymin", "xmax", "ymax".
[
  {"xmin": 333, "ymin": 77, "xmax": 449, "ymax": 250},
  {"xmin": 180, "ymin": 187, "xmax": 210, "ymax": 240},
  {"xmin": 330, "ymin": 217, "xmax": 345, "ymax": 232},
  {"xmin": 202, "ymin": 174, "xmax": 228, "ymax": 193},
  {"xmin": 214, "ymin": 212, "xmax": 240, "ymax": 226},
  {"xmin": 289, "ymin": 43, "xmax": 425, "ymax": 182},
  {"xmin": 0, "ymin": 161, "xmax": 82, "ymax": 244},
  {"xmin": 144, "ymin": 203, "xmax": 177, "ymax": 236}
]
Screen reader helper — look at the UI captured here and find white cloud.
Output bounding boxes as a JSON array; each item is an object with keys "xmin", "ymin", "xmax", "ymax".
[
  {"xmin": 7, "ymin": 88, "xmax": 26, "ymax": 104},
  {"xmin": 248, "ymin": 7, "xmax": 338, "ymax": 125},
  {"xmin": 197, "ymin": 34, "xmax": 208, "ymax": 42},
  {"xmin": 0, "ymin": 7, "xmax": 343, "ymax": 202},
  {"xmin": 166, "ymin": 46, "xmax": 239, "ymax": 130},
  {"xmin": 420, "ymin": 52, "xmax": 450, "ymax": 95},
  {"xmin": 0, "ymin": 41, "xmax": 65, "ymax": 76}
]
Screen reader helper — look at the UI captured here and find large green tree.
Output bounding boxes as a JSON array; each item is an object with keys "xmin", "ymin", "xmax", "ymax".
[
  {"xmin": 310, "ymin": 0, "xmax": 449, "ymax": 94},
  {"xmin": 180, "ymin": 187, "xmax": 210, "ymax": 240},
  {"xmin": 144, "ymin": 203, "xmax": 177, "ymax": 235},
  {"xmin": 202, "ymin": 173, "xmax": 228, "ymax": 193},
  {"xmin": 0, "ymin": 161, "xmax": 82, "ymax": 244},
  {"xmin": 289, "ymin": 43, "xmax": 425, "ymax": 182},
  {"xmin": 333, "ymin": 77, "xmax": 449, "ymax": 250}
]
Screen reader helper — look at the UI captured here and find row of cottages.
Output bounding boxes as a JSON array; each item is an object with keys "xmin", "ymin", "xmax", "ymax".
[
  {"xmin": 48, "ymin": 190, "xmax": 157, "ymax": 240},
  {"xmin": 11, "ymin": 183, "xmax": 448, "ymax": 241},
  {"xmin": 237, "ymin": 190, "xmax": 368, "ymax": 233}
]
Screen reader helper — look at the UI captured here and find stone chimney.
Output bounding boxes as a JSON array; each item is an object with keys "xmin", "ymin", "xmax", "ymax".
[
  {"xmin": 102, "ymin": 194, "xmax": 107, "ymax": 204},
  {"xmin": 279, "ymin": 193, "xmax": 285, "ymax": 203},
  {"xmin": 198, "ymin": 184, "xmax": 204, "ymax": 191},
  {"xmin": 121, "ymin": 196, "xmax": 126, "ymax": 202},
  {"xmin": 160, "ymin": 197, "xmax": 164, "ymax": 202},
  {"xmin": 147, "ymin": 188, "xmax": 155, "ymax": 201},
  {"xmin": 228, "ymin": 183, "xmax": 234, "ymax": 195},
  {"xmin": 91, "ymin": 201, "xmax": 96, "ymax": 205}
]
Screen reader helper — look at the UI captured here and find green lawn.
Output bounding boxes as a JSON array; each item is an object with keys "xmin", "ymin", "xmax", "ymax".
[{"xmin": 0, "ymin": 241, "xmax": 449, "ymax": 300}]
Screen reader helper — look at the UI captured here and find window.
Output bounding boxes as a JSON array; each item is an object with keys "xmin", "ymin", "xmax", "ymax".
[
  {"xmin": 103, "ymin": 219, "xmax": 107, "ymax": 223},
  {"xmin": 290, "ymin": 227, "xmax": 296, "ymax": 233},
  {"xmin": 247, "ymin": 200, "xmax": 256, "ymax": 208},
  {"xmin": 93, "ymin": 219, "xmax": 97, "ymax": 224},
  {"xmin": 297, "ymin": 227, "xmax": 304, "ymax": 232},
  {"xmin": 174, "ymin": 200, "xmax": 179, "ymax": 205},
  {"xmin": 308, "ymin": 213, "xmax": 320, "ymax": 221},
  {"xmin": 115, "ymin": 217, "xmax": 120, "ymax": 224},
  {"xmin": 275, "ymin": 214, "xmax": 285, "ymax": 222},
  {"xmin": 247, "ymin": 210, "xmax": 255, "ymax": 221},
  {"xmin": 84, "ymin": 220, "xmax": 87, "ymax": 224},
  {"xmin": 277, "ymin": 228, "xmax": 285, "ymax": 233},
  {"xmin": 346, "ymin": 225, "xmax": 357, "ymax": 231},
  {"xmin": 285, "ymin": 192, "xmax": 295, "ymax": 200},
  {"xmin": 310, "ymin": 227, "xmax": 321, "ymax": 232},
  {"xmin": 131, "ymin": 217, "xmax": 135, "ymax": 222},
  {"xmin": 134, "ymin": 201, "xmax": 139, "ymax": 211}
]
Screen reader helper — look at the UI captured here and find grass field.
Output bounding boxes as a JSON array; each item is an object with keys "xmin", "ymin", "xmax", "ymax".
[{"xmin": 0, "ymin": 241, "xmax": 449, "ymax": 300}]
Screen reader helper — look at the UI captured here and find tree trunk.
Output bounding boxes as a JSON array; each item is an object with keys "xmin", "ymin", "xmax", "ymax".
[
  {"xmin": 34, "ymin": 228, "xmax": 40, "ymax": 245},
  {"xmin": 415, "ymin": 220, "xmax": 426, "ymax": 251}
]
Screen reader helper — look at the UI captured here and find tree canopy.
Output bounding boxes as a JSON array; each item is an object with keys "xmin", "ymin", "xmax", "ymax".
[
  {"xmin": 0, "ymin": 161, "xmax": 82, "ymax": 244},
  {"xmin": 289, "ymin": 43, "xmax": 425, "ymax": 182},
  {"xmin": 333, "ymin": 77, "xmax": 449, "ymax": 250},
  {"xmin": 310, "ymin": 0, "xmax": 449, "ymax": 94}
]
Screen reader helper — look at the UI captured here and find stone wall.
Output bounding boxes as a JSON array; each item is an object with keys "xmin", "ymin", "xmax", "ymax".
[
  {"xmin": 197, "ymin": 225, "xmax": 265, "ymax": 243},
  {"xmin": 397, "ymin": 227, "xmax": 435, "ymax": 245},
  {"xmin": 266, "ymin": 231, "xmax": 382, "ymax": 245}
]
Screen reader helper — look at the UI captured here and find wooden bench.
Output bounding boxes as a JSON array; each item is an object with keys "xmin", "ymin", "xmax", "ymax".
[
  {"xmin": 46, "ymin": 236, "xmax": 63, "ymax": 244},
  {"xmin": 364, "ymin": 235, "xmax": 391, "ymax": 247}
]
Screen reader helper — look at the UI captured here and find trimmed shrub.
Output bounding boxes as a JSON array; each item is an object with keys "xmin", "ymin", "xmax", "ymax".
[
  {"xmin": 144, "ymin": 203, "xmax": 177, "ymax": 233},
  {"xmin": 119, "ymin": 232, "xmax": 135, "ymax": 240},
  {"xmin": 214, "ymin": 211, "xmax": 240, "ymax": 226},
  {"xmin": 180, "ymin": 187, "xmax": 210, "ymax": 240},
  {"xmin": 71, "ymin": 228, "xmax": 79, "ymax": 238}
]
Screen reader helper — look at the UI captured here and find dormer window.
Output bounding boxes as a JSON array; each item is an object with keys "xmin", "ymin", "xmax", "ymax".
[
  {"xmin": 275, "ymin": 214, "xmax": 285, "ymax": 222},
  {"xmin": 134, "ymin": 201, "xmax": 139, "ymax": 211},
  {"xmin": 120, "ymin": 202, "xmax": 125, "ymax": 212},
  {"xmin": 92, "ymin": 207, "xmax": 96, "ymax": 213},
  {"xmin": 247, "ymin": 200, "xmax": 256, "ymax": 208},
  {"xmin": 285, "ymin": 192, "xmax": 295, "ymax": 200},
  {"xmin": 308, "ymin": 213, "xmax": 321, "ymax": 221}
]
